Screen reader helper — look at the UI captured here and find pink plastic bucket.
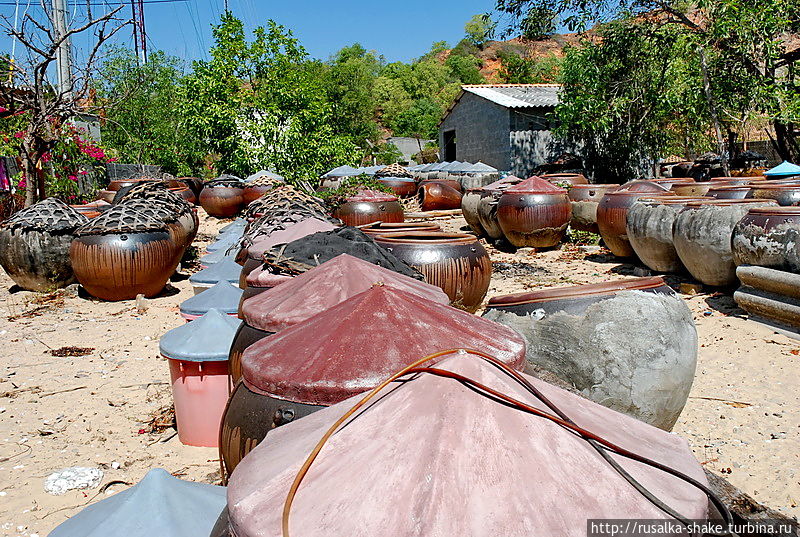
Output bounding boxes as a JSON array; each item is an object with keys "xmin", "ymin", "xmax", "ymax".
[{"xmin": 167, "ymin": 357, "xmax": 230, "ymax": 447}]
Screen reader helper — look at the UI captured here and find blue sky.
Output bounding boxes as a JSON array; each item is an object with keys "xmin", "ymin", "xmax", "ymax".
[{"xmin": 1, "ymin": 0, "xmax": 502, "ymax": 66}]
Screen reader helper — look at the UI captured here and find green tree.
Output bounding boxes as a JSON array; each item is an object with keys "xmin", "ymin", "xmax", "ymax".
[
  {"xmin": 180, "ymin": 13, "xmax": 358, "ymax": 181},
  {"xmin": 97, "ymin": 49, "xmax": 199, "ymax": 176},
  {"xmin": 497, "ymin": 51, "xmax": 562, "ymax": 83},
  {"xmin": 445, "ymin": 54, "xmax": 484, "ymax": 84},
  {"xmin": 464, "ymin": 14, "xmax": 496, "ymax": 47},
  {"xmin": 519, "ymin": 6, "xmax": 557, "ymax": 39}
]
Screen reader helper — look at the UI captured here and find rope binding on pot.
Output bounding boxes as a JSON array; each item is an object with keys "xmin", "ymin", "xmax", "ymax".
[
  {"xmin": 75, "ymin": 204, "xmax": 173, "ymax": 236},
  {"xmin": 1, "ymin": 198, "xmax": 88, "ymax": 233}
]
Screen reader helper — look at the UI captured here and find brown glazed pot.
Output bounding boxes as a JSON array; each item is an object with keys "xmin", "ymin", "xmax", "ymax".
[
  {"xmin": 731, "ymin": 207, "xmax": 800, "ymax": 270},
  {"xmin": 334, "ymin": 192, "xmax": 404, "ymax": 226},
  {"xmin": 227, "ymin": 322, "xmax": 274, "ymax": 385},
  {"xmin": 463, "ymin": 177, "xmax": 523, "ymax": 236},
  {"xmin": 96, "ymin": 189, "xmax": 116, "ymax": 203},
  {"xmin": 748, "ymin": 182, "xmax": 800, "ymax": 206},
  {"xmin": 70, "ymin": 231, "xmax": 180, "ymax": 301},
  {"xmin": 359, "ymin": 221, "xmax": 441, "ymax": 237},
  {"xmin": 169, "ymin": 186, "xmax": 197, "ymax": 205},
  {"xmin": 419, "ymin": 178, "xmax": 462, "ymax": 192},
  {"xmin": 377, "ymin": 177, "xmax": 418, "ymax": 197},
  {"xmin": 0, "ymin": 229, "xmax": 78, "ymax": 291},
  {"xmin": 373, "ymin": 232, "xmax": 491, "ymax": 312},
  {"xmin": 567, "ymin": 184, "xmax": 620, "ymax": 233},
  {"xmin": 496, "ymin": 177, "xmax": 571, "ymax": 248},
  {"xmin": 710, "ymin": 176, "xmax": 756, "ymax": 186},
  {"xmin": 708, "ymin": 185, "xmax": 752, "ymax": 199},
  {"xmin": 673, "ymin": 199, "xmax": 778, "ymax": 287},
  {"xmin": 596, "ymin": 182, "xmax": 673, "ymax": 257},
  {"xmin": 220, "ymin": 380, "xmax": 323, "ymax": 478},
  {"xmin": 671, "ymin": 182, "xmax": 714, "ymax": 196},
  {"xmin": 625, "ymin": 196, "xmax": 707, "ymax": 273},
  {"xmin": 107, "ymin": 179, "xmax": 159, "ymax": 192},
  {"xmin": 200, "ymin": 185, "xmax": 245, "ymax": 218},
  {"xmin": 418, "ymin": 182, "xmax": 462, "ymax": 211},
  {"xmin": 540, "ymin": 173, "xmax": 589, "ymax": 186},
  {"xmin": 242, "ymin": 184, "xmax": 274, "ymax": 206}
]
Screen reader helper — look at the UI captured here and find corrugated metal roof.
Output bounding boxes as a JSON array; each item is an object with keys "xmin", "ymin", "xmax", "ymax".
[{"xmin": 461, "ymin": 84, "xmax": 560, "ymax": 108}]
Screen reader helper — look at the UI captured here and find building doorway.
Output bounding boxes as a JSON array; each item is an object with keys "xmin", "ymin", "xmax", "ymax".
[{"xmin": 443, "ymin": 130, "xmax": 456, "ymax": 161}]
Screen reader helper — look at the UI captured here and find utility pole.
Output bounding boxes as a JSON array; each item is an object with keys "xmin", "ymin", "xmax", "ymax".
[
  {"xmin": 131, "ymin": 0, "xmax": 147, "ymax": 64},
  {"xmin": 52, "ymin": 0, "xmax": 73, "ymax": 98}
]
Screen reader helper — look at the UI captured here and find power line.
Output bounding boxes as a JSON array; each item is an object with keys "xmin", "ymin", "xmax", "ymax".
[{"xmin": 0, "ymin": 0, "xmax": 187, "ymax": 5}]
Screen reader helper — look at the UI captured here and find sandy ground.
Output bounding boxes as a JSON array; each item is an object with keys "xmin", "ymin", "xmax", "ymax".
[{"xmin": 0, "ymin": 210, "xmax": 798, "ymax": 536}]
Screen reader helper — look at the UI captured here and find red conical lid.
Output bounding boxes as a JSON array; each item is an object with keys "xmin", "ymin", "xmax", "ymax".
[
  {"xmin": 228, "ymin": 351, "xmax": 707, "ymax": 536},
  {"xmin": 246, "ymin": 218, "xmax": 337, "ymax": 259},
  {"xmin": 504, "ymin": 175, "xmax": 566, "ymax": 194},
  {"xmin": 241, "ymin": 254, "xmax": 448, "ymax": 332},
  {"xmin": 241, "ymin": 286, "xmax": 526, "ymax": 405}
]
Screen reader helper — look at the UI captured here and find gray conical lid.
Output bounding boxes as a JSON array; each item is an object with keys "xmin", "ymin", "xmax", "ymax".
[
  {"xmin": 246, "ymin": 170, "xmax": 284, "ymax": 182},
  {"xmin": 206, "ymin": 233, "xmax": 240, "ymax": 253},
  {"xmin": 199, "ymin": 248, "xmax": 238, "ymax": 267},
  {"xmin": 47, "ymin": 468, "xmax": 225, "ymax": 537},
  {"xmin": 189, "ymin": 257, "xmax": 242, "ymax": 286},
  {"xmin": 180, "ymin": 281, "xmax": 243, "ymax": 316},
  {"xmin": 323, "ymin": 165, "xmax": 358, "ymax": 178},
  {"xmin": 160, "ymin": 309, "xmax": 241, "ymax": 361},
  {"xmin": 449, "ymin": 161, "xmax": 475, "ymax": 173},
  {"xmin": 2, "ymin": 198, "xmax": 88, "ymax": 233},
  {"xmin": 220, "ymin": 219, "xmax": 247, "ymax": 233},
  {"xmin": 470, "ymin": 161, "xmax": 497, "ymax": 172}
]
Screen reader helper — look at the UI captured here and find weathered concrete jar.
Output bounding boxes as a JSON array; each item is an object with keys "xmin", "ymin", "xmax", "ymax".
[
  {"xmin": 708, "ymin": 185, "xmax": 752, "ymax": 199},
  {"xmin": 418, "ymin": 182, "xmax": 462, "ymax": 211},
  {"xmin": 483, "ymin": 276, "xmax": 698, "ymax": 430},
  {"xmin": 199, "ymin": 176, "xmax": 245, "ymax": 218},
  {"xmin": 567, "ymin": 184, "xmax": 620, "ymax": 233},
  {"xmin": 596, "ymin": 181, "xmax": 672, "ymax": 257},
  {"xmin": 70, "ymin": 205, "xmax": 181, "ymax": 301},
  {"xmin": 731, "ymin": 207, "xmax": 800, "ymax": 270},
  {"xmin": 0, "ymin": 199, "xmax": 88, "ymax": 291},
  {"xmin": 333, "ymin": 190, "xmax": 404, "ymax": 226},
  {"xmin": 462, "ymin": 176, "xmax": 522, "ymax": 236},
  {"xmin": 476, "ymin": 178, "xmax": 526, "ymax": 241},
  {"xmin": 496, "ymin": 176, "xmax": 571, "ymax": 248},
  {"xmin": 374, "ymin": 231, "xmax": 491, "ymax": 312},
  {"xmin": 673, "ymin": 199, "xmax": 778, "ymax": 286},
  {"xmin": 626, "ymin": 196, "xmax": 707, "ymax": 273},
  {"xmin": 748, "ymin": 182, "xmax": 800, "ymax": 206},
  {"xmin": 221, "ymin": 285, "xmax": 525, "ymax": 478},
  {"xmin": 734, "ymin": 265, "xmax": 800, "ymax": 330}
]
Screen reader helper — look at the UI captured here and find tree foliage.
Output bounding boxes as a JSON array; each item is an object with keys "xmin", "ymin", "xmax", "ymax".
[{"xmin": 464, "ymin": 14, "xmax": 496, "ymax": 47}]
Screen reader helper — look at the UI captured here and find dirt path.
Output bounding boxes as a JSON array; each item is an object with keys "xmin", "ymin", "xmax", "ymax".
[{"xmin": 0, "ymin": 212, "xmax": 796, "ymax": 537}]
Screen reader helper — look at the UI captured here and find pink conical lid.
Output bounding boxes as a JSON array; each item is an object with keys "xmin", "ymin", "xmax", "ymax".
[
  {"xmin": 482, "ymin": 175, "xmax": 522, "ymax": 191},
  {"xmin": 241, "ymin": 287, "xmax": 526, "ymax": 405},
  {"xmin": 228, "ymin": 351, "xmax": 708, "ymax": 536},
  {"xmin": 504, "ymin": 175, "xmax": 566, "ymax": 194},
  {"xmin": 241, "ymin": 254, "xmax": 448, "ymax": 332},
  {"xmin": 246, "ymin": 218, "xmax": 337, "ymax": 258}
]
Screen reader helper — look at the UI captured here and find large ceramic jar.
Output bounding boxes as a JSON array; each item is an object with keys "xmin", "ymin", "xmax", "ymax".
[
  {"xmin": 671, "ymin": 181, "xmax": 714, "ymax": 197},
  {"xmin": 496, "ymin": 176, "xmax": 571, "ymax": 248},
  {"xmin": 626, "ymin": 196, "xmax": 707, "ymax": 273},
  {"xmin": 199, "ymin": 176, "xmax": 245, "ymax": 218},
  {"xmin": 418, "ymin": 182, "xmax": 462, "ymax": 211},
  {"xmin": 748, "ymin": 182, "xmax": 800, "ymax": 206},
  {"xmin": 708, "ymin": 185, "xmax": 752, "ymax": 199},
  {"xmin": 596, "ymin": 181, "xmax": 672, "ymax": 257},
  {"xmin": 477, "ymin": 178, "xmax": 528, "ymax": 241},
  {"xmin": 115, "ymin": 186, "xmax": 199, "ymax": 250},
  {"xmin": 567, "ymin": 184, "xmax": 620, "ymax": 233},
  {"xmin": 732, "ymin": 207, "xmax": 800, "ymax": 270},
  {"xmin": 419, "ymin": 177, "xmax": 462, "ymax": 192},
  {"xmin": 483, "ymin": 277, "xmax": 697, "ymax": 431},
  {"xmin": 359, "ymin": 221, "xmax": 440, "ymax": 237},
  {"xmin": 333, "ymin": 190, "xmax": 404, "ymax": 226},
  {"xmin": 70, "ymin": 205, "xmax": 182, "ymax": 301},
  {"xmin": 242, "ymin": 177, "xmax": 282, "ymax": 206},
  {"xmin": 462, "ymin": 176, "xmax": 522, "ymax": 236},
  {"xmin": 119, "ymin": 199, "xmax": 190, "ymax": 262},
  {"xmin": 673, "ymin": 199, "xmax": 777, "ymax": 286},
  {"xmin": 377, "ymin": 177, "xmax": 417, "ymax": 197},
  {"xmin": 373, "ymin": 231, "xmax": 491, "ymax": 312},
  {"xmin": 540, "ymin": 173, "xmax": 588, "ymax": 186},
  {"xmin": 0, "ymin": 199, "xmax": 88, "ymax": 291}
]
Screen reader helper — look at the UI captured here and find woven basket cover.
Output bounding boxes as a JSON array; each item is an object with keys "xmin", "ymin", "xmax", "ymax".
[
  {"xmin": 205, "ymin": 174, "xmax": 243, "ymax": 188},
  {"xmin": 245, "ymin": 176, "xmax": 283, "ymax": 188},
  {"xmin": 374, "ymin": 162, "xmax": 411, "ymax": 178},
  {"xmin": 2, "ymin": 198, "xmax": 89, "ymax": 233},
  {"xmin": 75, "ymin": 204, "xmax": 171, "ymax": 236},
  {"xmin": 120, "ymin": 198, "xmax": 181, "ymax": 224},
  {"xmin": 113, "ymin": 182, "xmax": 191, "ymax": 215}
]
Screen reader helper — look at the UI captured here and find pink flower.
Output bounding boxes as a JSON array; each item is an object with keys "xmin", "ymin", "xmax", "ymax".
[
  {"xmin": 68, "ymin": 175, "xmax": 77, "ymax": 182},
  {"xmin": 79, "ymin": 170, "xmax": 88, "ymax": 175},
  {"xmin": 13, "ymin": 131, "xmax": 25, "ymax": 138},
  {"xmin": 0, "ymin": 107, "xmax": 7, "ymax": 113},
  {"xmin": 41, "ymin": 152, "xmax": 51, "ymax": 163},
  {"xmin": 18, "ymin": 177, "xmax": 27, "ymax": 189}
]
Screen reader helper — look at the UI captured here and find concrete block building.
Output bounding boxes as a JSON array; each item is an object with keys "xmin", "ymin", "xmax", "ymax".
[{"xmin": 438, "ymin": 84, "xmax": 562, "ymax": 177}]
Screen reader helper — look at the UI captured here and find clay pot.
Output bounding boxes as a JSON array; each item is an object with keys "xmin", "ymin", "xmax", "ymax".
[
  {"xmin": 626, "ymin": 197, "xmax": 707, "ymax": 273},
  {"xmin": 242, "ymin": 184, "xmax": 274, "ymax": 206},
  {"xmin": 419, "ymin": 178, "xmax": 462, "ymax": 192},
  {"xmin": 377, "ymin": 177, "xmax": 417, "ymax": 197},
  {"xmin": 497, "ymin": 178, "xmax": 571, "ymax": 248},
  {"xmin": 169, "ymin": 187, "xmax": 197, "ymax": 205},
  {"xmin": 418, "ymin": 182, "xmax": 462, "ymax": 211},
  {"xmin": 708, "ymin": 185, "xmax": 752, "ymax": 199},
  {"xmin": 70, "ymin": 201, "xmax": 110, "ymax": 219},
  {"xmin": 596, "ymin": 182, "xmax": 673, "ymax": 258},
  {"xmin": 483, "ymin": 276, "xmax": 697, "ymax": 430},
  {"xmin": 373, "ymin": 232, "xmax": 491, "ymax": 312},
  {"xmin": 96, "ymin": 189, "xmax": 116, "ymax": 203},
  {"xmin": 200, "ymin": 183, "xmax": 245, "ymax": 218},
  {"xmin": 0, "ymin": 228, "xmax": 79, "ymax": 291},
  {"xmin": 671, "ymin": 181, "xmax": 714, "ymax": 196},
  {"xmin": 673, "ymin": 199, "xmax": 778, "ymax": 286},
  {"xmin": 108, "ymin": 178, "xmax": 159, "ymax": 191},
  {"xmin": 567, "ymin": 184, "xmax": 620, "ymax": 233},
  {"xmin": 462, "ymin": 177, "xmax": 523, "ymax": 236},
  {"xmin": 649, "ymin": 178, "xmax": 694, "ymax": 189},
  {"xmin": 731, "ymin": 207, "xmax": 800, "ymax": 271},
  {"xmin": 359, "ymin": 222, "xmax": 441, "ymax": 237},
  {"xmin": 228, "ymin": 322, "xmax": 275, "ymax": 383},
  {"xmin": 334, "ymin": 192, "xmax": 404, "ymax": 226},
  {"xmin": 748, "ymin": 183, "xmax": 800, "ymax": 206},
  {"xmin": 540, "ymin": 173, "xmax": 588, "ymax": 186},
  {"xmin": 710, "ymin": 176, "xmax": 756, "ymax": 186}
]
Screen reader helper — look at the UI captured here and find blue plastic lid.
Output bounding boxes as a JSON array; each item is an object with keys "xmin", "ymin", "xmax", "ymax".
[
  {"xmin": 219, "ymin": 218, "xmax": 247, "ymax": 233},
  {"xmin": 160, "ymin": 309, "xmax": 241, "ymax": 361},
  {"xmin": 46, "ymin": 468, "xmax": 226, "ymax": 537},
  {"xmin": 206, "ymin": 233, "xmax": 240, "ymax": 253},
  {"xmin": 764, "ymin": 161, "xmax": 800, "ymax": 177},
  {"xmin": 180, "ymin": 281, "xmax": 243, "ymax": 316},
  {"xmin": 189, "ymin": 257, "xmax": 242, "ymax": 286},
  {"xmin": 199, "ymin": 248, "xmax": 238, "ymax": 267}
]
